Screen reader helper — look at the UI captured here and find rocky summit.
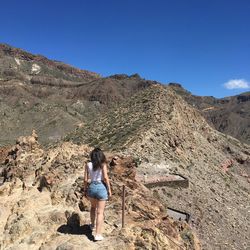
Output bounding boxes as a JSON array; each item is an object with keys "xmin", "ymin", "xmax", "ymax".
[{"xmin": 0, "ymin": 44, "xmax": 250, "ymax": 249}]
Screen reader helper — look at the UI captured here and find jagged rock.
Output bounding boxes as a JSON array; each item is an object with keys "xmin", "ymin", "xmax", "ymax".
[
  {"xmin": 78, "ymin": 197, "xmax": 90, "ymax": 212},
  {"xmin": 16, "ymin": 129, "xmax": 39, "ymax": 150},
  {"xmin": 38, "ymin": 174, "xmax": 54, "ymax": 192}
]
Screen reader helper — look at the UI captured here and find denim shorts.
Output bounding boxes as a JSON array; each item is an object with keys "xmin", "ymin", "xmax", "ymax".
[{"xmin": 87, "ymin": 181, "xmax": 108, "ymax": 201}]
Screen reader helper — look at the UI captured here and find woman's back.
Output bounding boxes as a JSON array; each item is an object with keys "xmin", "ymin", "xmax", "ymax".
[{"xmin": 87, "ymin": 162, "xmax": 102, "ymax": 182}]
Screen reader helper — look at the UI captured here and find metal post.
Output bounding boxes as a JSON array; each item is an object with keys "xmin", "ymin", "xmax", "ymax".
[{"xmin": 122, "ymin": 185, "xmax": 125, "ymax": 228}]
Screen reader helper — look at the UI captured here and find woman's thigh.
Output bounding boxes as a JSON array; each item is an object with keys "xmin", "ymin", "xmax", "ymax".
[
  {"xmin": 88, "ymin": 197, "xmax": 98, "ymax": 207},
  {"xmin": 97, "ymin": 200, "xmax": 106, "ymax": 213}
]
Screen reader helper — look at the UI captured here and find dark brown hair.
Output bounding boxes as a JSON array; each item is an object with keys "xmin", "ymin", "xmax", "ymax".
[{"xmin": 90, "ymin": 148, "xmax": 107, "ymax": 171}]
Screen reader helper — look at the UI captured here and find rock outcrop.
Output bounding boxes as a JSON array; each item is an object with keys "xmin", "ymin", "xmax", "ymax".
[{"xmin": 0, "ymin": 135, "xmax": 199, "ymax": 249}]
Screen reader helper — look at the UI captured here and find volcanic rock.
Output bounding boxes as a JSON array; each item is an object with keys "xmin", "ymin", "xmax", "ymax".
[{"xmin": 0, "ymin": 137, "xmax": 199, "ymax": 249}]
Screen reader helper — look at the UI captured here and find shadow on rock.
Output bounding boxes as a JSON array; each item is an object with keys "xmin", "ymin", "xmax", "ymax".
[
  {"xmin": 57, "ymin": 224, "xmax": 94, "ymax": 241},
  {"xmin": 57, "ymin": 212, "xmax": 94, "ymax": 241}
]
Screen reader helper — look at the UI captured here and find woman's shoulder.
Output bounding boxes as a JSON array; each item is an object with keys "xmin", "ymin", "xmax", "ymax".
[{"xmin": 86, "ymin": 161, "xmax": 93, "ymax": 168}]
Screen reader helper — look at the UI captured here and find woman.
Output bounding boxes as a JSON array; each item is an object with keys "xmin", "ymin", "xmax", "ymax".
[{"xmin": 84, "ymin": 148, "xmax": 112, "ymax": 241}]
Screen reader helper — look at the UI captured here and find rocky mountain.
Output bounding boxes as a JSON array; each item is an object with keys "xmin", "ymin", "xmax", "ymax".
[
  {"xmin": 169, "ymin": 83, "xmax": 250, "ymax": 144},
  {"xmin": 0, "ymin": 134, "xmax": 200, "ymax": 249},
  {"xmin": 1, "ymin": 44, "xmax": 250, "ymax": 249},
  {"xmin": 1, "ymin": 44, "xmax": 249, "ymax": 147},
  {"xmin": 0, "ymin": 44, "xmax": 158, "ymax": 146},
  {"xmin": 67, "ymin": 85, "xmax": 250, "ymax": 249}
]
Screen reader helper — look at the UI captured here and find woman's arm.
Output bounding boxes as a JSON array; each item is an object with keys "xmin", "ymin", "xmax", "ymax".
[
  {"xmin": 102, "ymin": 163, "xmax": 112, "ymax": 198},
  {"xmin": 84, "ymin": 163, "xmax": 89, "ymax": 195}
]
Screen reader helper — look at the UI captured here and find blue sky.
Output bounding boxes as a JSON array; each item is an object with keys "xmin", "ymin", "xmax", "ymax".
[{"xmin": 0, "ymin": 0, "xmax": 249, "ymax": 97}]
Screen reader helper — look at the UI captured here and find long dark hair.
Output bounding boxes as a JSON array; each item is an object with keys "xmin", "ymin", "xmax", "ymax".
[{"xmin": 90, "ymin": 148, "xmax": 107, "ymax": 171}]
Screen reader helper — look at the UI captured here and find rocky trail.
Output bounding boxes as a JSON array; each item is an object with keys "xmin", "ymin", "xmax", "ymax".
[{"xmin": 0, "ymin": 133, "xmax": 200, "ymax": 250}]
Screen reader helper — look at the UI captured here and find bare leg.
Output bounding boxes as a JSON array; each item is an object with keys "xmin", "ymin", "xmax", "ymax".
[
  {"xmin": 96, "ymin": 200, "xmax": 106, "ymax": 236},
  {"xmin": 88, "ymin": 197, "xmax": 97, "ymax": 227}
]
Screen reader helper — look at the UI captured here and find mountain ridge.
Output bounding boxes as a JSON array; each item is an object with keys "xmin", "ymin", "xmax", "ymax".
[
  {"xmin": 66, "ymin": 84, "xmax": 250, "ymax": 249},
  {"xmin": 0, "ymin": 44, "xmax": 159, "ymax": 145},
  {"xmin": 0, "ymin": 43, "xmax": 100, "ymax": 81},
  {"xmin": 1, "ymin": 43, "xmax": 249, "ymax": 145},
  {"xmin": 169, "ymin": 83, "xmax": 250, "ymax": 144},
  {"xmin": 0, "ymin": 44, "xmax": 250, "ymax": 144}
]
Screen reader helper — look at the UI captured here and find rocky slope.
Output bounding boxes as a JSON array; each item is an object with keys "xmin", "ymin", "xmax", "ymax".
[
  {"xmin": 169, "ymin": 83, "xmax": 250, "ymax": 144},
  {"xmin": 0, "ymin": 134, "xmax": 200, "ymax": 250},
  {"xmin": 0, "ymin": 43, "xmax": 100, "ymax": 82},
  {"xmin": 0, "ymin": 44, "xmax": 158, "ymax": 146},
  {"xmin": 67, "ymin": 85, "xmax": 250, "ymax": 249}
]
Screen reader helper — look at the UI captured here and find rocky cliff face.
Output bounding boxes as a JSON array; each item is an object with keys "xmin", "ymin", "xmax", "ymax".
[
  {"xmin": 0, "ymin": 134, "xmax": 200, "ymax": 250},
  {"xmin": 68, "ymin": 85, "xmax": 250, "ymax": 249}
]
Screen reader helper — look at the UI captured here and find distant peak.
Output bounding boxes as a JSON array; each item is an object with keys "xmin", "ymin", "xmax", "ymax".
[
  {"xmin": 108, "ymin": 74, "xmax": 129, "ymax": 80},
  {"xmin": 168, "ymin": 82, "xmax": 183, "ymax": 88},
  {"xmin": 0, "ymin": 43, "xmax": 13, "ymax": 49},
  {"xmin": 168, "ymin": 82, "xmax": 191, "ymax": 95},
  {"xmin": 108, "ymin": 73, "xmax": 142, "ymax": 80},
  {"xmin": 130, "ymin": 73, "xmax": 141, "ymax": 79}
]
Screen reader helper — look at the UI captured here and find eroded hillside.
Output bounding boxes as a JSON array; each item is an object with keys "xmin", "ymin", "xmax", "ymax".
[
  {"xmin": 67, "ymin": 85, "xmax": 250, "ymax": 249},
  {"xmin": 169, "ymin": 83, "xmax": 250, "ymax": 144},
  {"xmin": 0, "ymin": 44, "xmax": 158, "ymax": 145},
  {"xmin": 1, "ymin": 44, "xmax": 249, "ymax": 147}
]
